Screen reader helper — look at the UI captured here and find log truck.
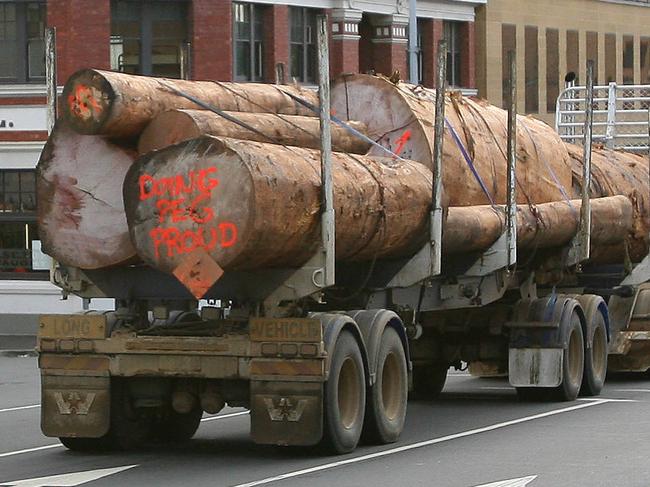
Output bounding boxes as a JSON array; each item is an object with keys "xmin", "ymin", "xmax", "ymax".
[{"xmin": 36, "ymin": 23, "xmax": 650, "ymax": 454}]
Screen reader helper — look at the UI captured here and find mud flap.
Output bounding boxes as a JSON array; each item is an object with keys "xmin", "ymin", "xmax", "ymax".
[
  {"xmin": 250, "ymin": 380, "xmax": 322, "ymax": 446},
  {"xmin": 41, "ymin": 375, "xmax": 110, "ymax": 438},
  {"xmin": 508, "ymin": 348, "xmax": 563, "ymax": 387}
]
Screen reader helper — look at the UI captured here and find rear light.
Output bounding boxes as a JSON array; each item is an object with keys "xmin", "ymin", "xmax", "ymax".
[
  {"xmin": 77, "ymin": 340, "xmax": 95, "ymax": 352},
  {"xmin": 300, "ymin": 344, "xmax": 318, "ymax": 357},
  {"xmin": 59, "ymin": 340, "xmax": 75, "ymax": 352},
  {"xmin": 261, "ymin": 343, "xmax": 278, "ymax": 356},
  {"xmin": 280, "ymin": 343, "xmax": 298, "ymax": 357},
  {"xmin": 40, "ymin": 339, "xmax": 56, "ymax": 352}
]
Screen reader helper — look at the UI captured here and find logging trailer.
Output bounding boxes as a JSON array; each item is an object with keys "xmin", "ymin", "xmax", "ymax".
[{"xmin": 36, "ymin": 22, "xmax": 650, "ymax": 455}]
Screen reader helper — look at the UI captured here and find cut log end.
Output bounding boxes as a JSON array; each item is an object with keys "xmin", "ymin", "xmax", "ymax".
[{"xmin": 61, "ymin": 69, "xmax": 115, "ymax": 135}]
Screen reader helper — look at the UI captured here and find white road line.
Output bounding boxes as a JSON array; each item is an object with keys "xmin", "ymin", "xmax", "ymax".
[
  {"xmin": 230, "ymin": 399, "xmax": 614, "ymax": 487},
  {"xmin": 0, "ymin": 405, "xmax": 40, "ymax": 414},
  {"xmin": 0, "ymin": 444, "xmax": 62, "ymax": 459},
  {"xmin": 0, "ymin": 409, "xmax": 247, "ymax": 459},
  {"xmin": 201, "ymin": 411, "xmax": 249, "ymax": 422},
  {"xmin": 578, "ymin": 397, "xmax": 638, "ymax": 403},
  {"xmin": 613, "ymin": 388, "xmax": 650, "ymax": 393},
  {"xmin": 479, "ymin": 387, "xmax": 513, "ymax": 391}
]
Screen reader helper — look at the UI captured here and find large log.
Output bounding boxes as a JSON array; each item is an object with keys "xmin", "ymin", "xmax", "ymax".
[
  {"xmin": 62, "ymin": 69, "xmax": 320, "ymax": 138},
  {"xmin": 566, "ymin": 143, "xmax": 650, "ymax": 262},
  {"xmin": 330, "ymin": 74, "xmax": 573, "ymax": 206},
  {"xmin": 138, "ymin": 109, "xmax": 371, "ymax": 155},
  {"xmin": 443, "ymin": 196, "xmax": 633, "ymax": 255},
  {"xmin": 124, "ymin": 136, "xmax": 433, "ymax": 273},
  {"xmin": 123, "ymin": 136, "xmax": 633, "ymax": 276},
  {"xmin": 37, "ymin": 123, "xmax": 137, "ymax": 269}
]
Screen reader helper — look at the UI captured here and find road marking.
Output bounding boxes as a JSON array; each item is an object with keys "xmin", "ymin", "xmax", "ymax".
[
  {"xmin": 0, "ymin": 405, "xmax": 39, "ymax": 414},
  {"xmin": 0, "ymin": 410, "xmax": 247, "ymax": 459},
  {"xmin": 577, "ymin": 397, "xmax": 638, "ymax": 403},
  {"xmin": 0, "ymin": 464, "xmax": 137, "ymax": 486},
  {"xmin": 479, "ymin": 387, "xmax": 513, "ymax": 391},
  {"xmin": 0, "ymin": 445, "xmax": 62, "ymax": 459},
  {"xmin": 231, "ymin": 400, "xmax": 613, "ymax": 487},
  {"xmin": 613, "ymin": 388, "xmax": 650, "ymax": 393},
  {"xmin": 201, "ymin": 411, "xmax": 249, "ymax": 422},
  {"xmin": 472, "ymin": 476, "xmax": 537, "ymax": 487}
]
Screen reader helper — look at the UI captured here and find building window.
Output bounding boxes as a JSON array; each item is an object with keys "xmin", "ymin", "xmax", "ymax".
[
  {"xmin": 0, "ymin": 2, "xmax": 46, "ymax": 84},
  {"xmin": 566, "ymin": 30, "xmax": 579, "ymax": 85},
  {"xmin": 111, "ymin": 0, "xmax": 188, "ymax": 78},
  {"xmin": 501, "ymin": 24, "xmax": 516, "ymax": 109},
  {"xmin": 546, "ymin": 28, "xmax": 559, "ymax": 113},
  {"xmin": 443, "ymin": 21, "xmax": 461, "ymax": 86},
  {"xmin": 289, "ymin": 7, "xmax": 317, "ymax": 84},
  {"xmin": 586, "ymin": 31, "xmax": 599, "ymax": 85},
  {"xmin": 605, "ymin": 33, "xmax": 616, "ymax": 84},
  {"xmin": 233, "ymin": 2, "xmax": 263, "ymax": 81},
  {"xmin": 642, "ymin": 37, "xmax": 650, "ymax": 84},
  {"xmin": 524, "ymin": 25, "xmax": 539, "ymax": 114},
  {"xmin": 623, "ymin": 35, "xmax": 634, "ymax": 84},
  {"xmin": 0, "ymin": 170, "xmax": 45, "ymax": 278}
]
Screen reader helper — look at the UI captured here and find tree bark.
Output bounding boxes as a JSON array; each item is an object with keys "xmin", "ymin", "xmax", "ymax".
[
  {"xmin": 62, "ymin": 69, "xmax": 320, "ymax": 138},
  {"xmin": 37, "ymin": 123, "xmax": 137, "ymax": 269},
  {"xmin": 123, "ymin": 136, "xmax": 634, "ymax": 276},
  {"xmin": 137, "ymin": 109, "xmax": 370, "ymax": 155}
]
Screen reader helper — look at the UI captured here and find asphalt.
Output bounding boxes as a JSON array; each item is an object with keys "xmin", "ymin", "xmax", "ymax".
[
  {"xmin": 2, "ymin": 356, "xmax": 650, "ymax": 487},
  {"xmin": 0, "ymin": 314, "xmax": 38, "ymax": 353}
]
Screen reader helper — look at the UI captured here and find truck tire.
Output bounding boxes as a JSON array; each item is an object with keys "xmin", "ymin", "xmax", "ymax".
[
  {"xmin": 581, "ymin": 315, "xmax": 608, "ymax": 397},
  {"xmin": 107, "ymin": 379, "xmax": 152, "ymax": 450},
  {"xmin": 59, "ymin": 436, "xmax": 110, "ymax": 452},
  {"xmin": 154, "ymin": 407, "xmax": 203, "ymax": 442},
  {"xmin": 411, "ymin": 363, "xmax": 447, "ymax": 400},
  {"xmin": 323, "ymin": 330, "xmax": 366, "ymax": 454},
  {"xmin": 364, "ymin": 327, "xmax": 407, "ymax": 444},
  {"xmin": 556, "ymin": 310, "xmax": 585, "ymax": 401}
]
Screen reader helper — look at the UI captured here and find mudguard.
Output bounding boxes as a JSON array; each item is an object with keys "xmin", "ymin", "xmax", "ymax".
[{"xmin": 345, "ymin": 309, "xmax": 410, "ymax": 387}]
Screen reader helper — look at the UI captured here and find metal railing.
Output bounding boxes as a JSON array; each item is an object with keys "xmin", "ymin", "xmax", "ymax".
[{"xmin": 555, "ymin": 82, "xmax": 650, "ymax": 153}]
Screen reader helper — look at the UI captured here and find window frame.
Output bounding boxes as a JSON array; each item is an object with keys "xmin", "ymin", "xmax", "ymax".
[
  {"xmin": 443, "ymin": 20, "xmax": 462, "ymax": 87},
  {"xmin": 0, "ymin": 169, "xmax": 46, "ymax": 279},
  {"xmin": 0, "ymin": 1, "xmax": 46, "ymax": 84},
  {"xmin": 110, "ymin": 0, "xmax": 188, "ymax": 78},
  {"xmin": 289, "ymin": 6, "xmax": 317, "ymax": 84},
  {"xmin": 232, "ymin": 2, "xmax": 264, "ymax": 82}
]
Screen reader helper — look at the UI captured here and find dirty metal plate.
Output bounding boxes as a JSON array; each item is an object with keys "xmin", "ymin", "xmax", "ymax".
[
  {"xmin": 250, "ymin": 318, "xmax": 322, "ymax": 342},
  {"xmin": 250, "ymin": 380, "xmax": 323, "ymax": 446},
  {"xmin": 173, "ymin": 248, "xmax": 224, "ymax": 299},
  {"xmin": 508, "ymin": 348, "xmax": 563, "ymax": 387},
  {"xmin": 41, "ymin": 375, "xmax": 110, "ymax": 438},
  {"xmin": 39, "ymin": 314, "xmax": 107, "ymax": 339}
]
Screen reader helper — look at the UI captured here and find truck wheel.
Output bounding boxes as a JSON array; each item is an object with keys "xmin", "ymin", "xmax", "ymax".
[
  {"xmin": 59, "ymin": 436, "xmax": 110, "ymax": 452},
  {"xmin": 581, "ymin": 316, "xmax": 608, "ymax": 397},
  {"xmin": 364, "ymin": 327, "xmax": 407, "ymax": 444},
  {"xmin": 411, "ymin": 363, "xmax": 447, "ymax": 400},
  {"xmin": 154, "ymin": 407, "xmax": 203, "ymax": 442},
  {"xmin": 323, "ymin": 330, "xmax": 366, "ymax": 454},
  {"xmin": 556, "ymin": 311, "xmax": 585, "ymax": 401},
  {"xmin": 107, "ymin": 379, "xmax": 152, "ymax": 450}
]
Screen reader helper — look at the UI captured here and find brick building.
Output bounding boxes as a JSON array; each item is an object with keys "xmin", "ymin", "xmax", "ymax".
[{"xmin": 0, "ymin": 0, "xmax": 482, "ymax": 313}]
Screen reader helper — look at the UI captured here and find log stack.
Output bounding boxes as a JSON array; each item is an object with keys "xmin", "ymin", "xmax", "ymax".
[{"xmin": 36, "ymin": 70, "xmax": 648, "ymax": 288}]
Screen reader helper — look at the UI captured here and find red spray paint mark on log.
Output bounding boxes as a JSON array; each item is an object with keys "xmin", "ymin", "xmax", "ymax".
[
  {"xmin": 394, "ymin": 129, "xmax": 412, "ymax": 156},
  {"xmin": 67, "ymin": 84, "xmax": 103, "ymax": 121},
  {"xmin": 140, "ymin": 166, "xmax": 238, "ymax": 259}
]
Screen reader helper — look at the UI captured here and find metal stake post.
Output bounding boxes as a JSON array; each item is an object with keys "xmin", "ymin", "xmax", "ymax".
[
  {"xmin": 317, "ymin": 15, "xmax": 335, "ymax": 287},
  {"xmin": 408, "ymin": 0, "xmax": 419, "ymax": 83},
  {"xmin": 568, "ymin": 60, "xmax": 594, "ymax": 266},
  {"xmin": 431, "ymin": 40, "xmax": 447, "ymax": 275},
  {"xmin": 45, "ymin": 27, "xmax": 57, "ymax": 134},
  {"xmin": 506, "ymin": 50, "xmax": 517, "ymax": 267}
]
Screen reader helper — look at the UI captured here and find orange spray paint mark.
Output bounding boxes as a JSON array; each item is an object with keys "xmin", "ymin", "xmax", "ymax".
[
  {"xmin": 394, "ymin": 129, "xmax": 412, "ymax": 156},
  {"xmin": 67, "ymin": 84, "xmax": 103, "ymax": 120}
]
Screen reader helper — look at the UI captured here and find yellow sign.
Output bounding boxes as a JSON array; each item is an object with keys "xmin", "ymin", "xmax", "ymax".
[
  {"xmin": 250, "ymin": 318, "xmax": 322, "ymax": 343},
  {"xmin": 39, "ymin": 315, "xmax": 107, "ymax": 339}
]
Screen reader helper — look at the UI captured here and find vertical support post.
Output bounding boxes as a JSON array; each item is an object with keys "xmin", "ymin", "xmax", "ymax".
[
  {"xmin": 317, "ymin": 15, "xmax": 335, "ymax": 287},
  {"xmin": 506, "ymin": 50, "xmax": 517, "ymax": 267},
  {"xmin": 431, "ymin": 40, "xmax": 447, "ymax": 276},
  {"xmin": 275, "ymin": 63, "xmax": 286, "ymax": 85},
  {"xmin": 408, "ymin": 0, "xmax": 418, "ymax": 83},
  {"xmin": 45, "ymin": 27, "xmax": 57, "ymax": 134},
  {"xmin": 180, "ymin": 41, "xmax": 192, "ymax": 80},
  {"xmin": 569, "ymin": 60, "xmax": 594, "ymax": 266},
  {"xmin": 605, "ymin": 82, "xmax": 617, "ymax": 149}
]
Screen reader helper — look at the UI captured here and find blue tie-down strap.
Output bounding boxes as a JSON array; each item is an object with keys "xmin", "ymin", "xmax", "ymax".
[{"xmin": 444, "ymin": 117, "xmax": 496, "ymax": 207}]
